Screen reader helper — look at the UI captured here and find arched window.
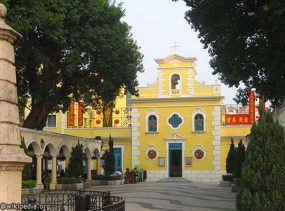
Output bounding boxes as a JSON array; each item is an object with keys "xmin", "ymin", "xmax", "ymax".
[
  {"xmin": 171, "ymin": 74, "xmax": 180, "ymax": 90},
  {"xmin": 148, "ymin": 115, "xmax": 157, "ymax": 132},
  {"xmin": 194, "ymin": 114, "xmax": 204, "ymax": 131}
]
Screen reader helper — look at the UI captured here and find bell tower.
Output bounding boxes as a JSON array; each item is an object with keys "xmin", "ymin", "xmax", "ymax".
[{"xmin": 155, "ymin": 53, "xmax": 197, "ymax": 98}]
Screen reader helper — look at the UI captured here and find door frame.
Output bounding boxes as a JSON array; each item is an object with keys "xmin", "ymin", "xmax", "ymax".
[
  {"xmin": 114, "ymin": 145, "xmax": 124, "ymax": 171},
  {"xmin": 166, "ymin": 141, "xmax": 184, "ymax": 177}
]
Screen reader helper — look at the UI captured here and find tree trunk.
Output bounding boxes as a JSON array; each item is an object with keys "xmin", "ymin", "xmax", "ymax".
[{"xmin": 22, "ymin": 104, "xmax": 49, "ymax": 130}]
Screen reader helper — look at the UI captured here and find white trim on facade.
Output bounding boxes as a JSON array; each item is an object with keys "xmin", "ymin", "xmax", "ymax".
[
  {"xmin": 114, "ymin": 144, "xmax": 124, "ymax": 171},
  {"xmin": 145, "ymin": 145, "xmax": 160, "ymax": 160},
  {"xmin": 131, "ymin": 108, "xmax": 140, "ymax": 166},
  {"xmin": 166, "ymin": 140, "xmax": 185, "ymax": 178},
  {"xmin": 145, "ymin": 109, "xmax": 159, "ymax": 133},
  {"xmin": 212, "ymin": 106, "xmax": 221, "ymax": 171},
  {"xmin": 169, "ymin": 72, "xmax": 182, "ymax": 96},
  {"xmin": 192, "ymin": 109, "xmax": 207, "ymax": 132},
  {"xmin": 167, "ymin": 112, "xmax": 184, "ymax": 129},
  {"xmin": 192, "ymin": 144, "xmax": 207, "ymax": 160}
]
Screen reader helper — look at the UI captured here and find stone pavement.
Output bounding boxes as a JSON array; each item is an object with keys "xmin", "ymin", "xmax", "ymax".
[{"xmin": 88, "ymin": 179, "xmax": 236, "ymax": 211}]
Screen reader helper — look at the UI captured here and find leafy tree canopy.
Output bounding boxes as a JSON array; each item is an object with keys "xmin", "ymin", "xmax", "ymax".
[
  {"xmin": 173, "ymin": 0, "xmax": 285, "ymax": 105},
  {"xmin": 3, "ymin": 0, "xmax": 143, "ymax": 129}
]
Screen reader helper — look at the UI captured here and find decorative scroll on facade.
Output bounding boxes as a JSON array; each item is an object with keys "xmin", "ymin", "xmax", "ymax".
[
  {"xmin": 69, "ymin": 102, "xmax": 74, "ymax": 126},
  {"xmin": 78, "ymin": 101, "xmax": 84, "ymax": 127}
]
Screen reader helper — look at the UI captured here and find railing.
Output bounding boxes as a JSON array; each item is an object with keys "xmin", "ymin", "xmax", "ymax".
[
  {"xmin": 67, "ymin": 107, "xmax": 132, "ymax": 128},
  {"xmin": 171, "ymin": 89, "xmax": 180, "ymax": 95},
  {"xmin": 21, "ymin": 190, "xmax": 125, "ymax": 211}
]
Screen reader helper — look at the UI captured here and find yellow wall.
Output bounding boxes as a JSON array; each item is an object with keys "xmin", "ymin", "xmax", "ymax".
[
  {"xmin": 132, "ymin": 99, "xmax": 221, "ymax": 171},
  {"xmin": 102, "ymin": 140, "xmax": 132, "ymax": 170},
  {"xmin": 220, "ymin": 125, "xmax": 251, "ymax": 170}
]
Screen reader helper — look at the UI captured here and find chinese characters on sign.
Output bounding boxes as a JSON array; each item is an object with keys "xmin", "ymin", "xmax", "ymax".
[
  {"xmin": 249, "ymin": 90, "xmax": 255, "ymax": 124},
  {"xmin": 225, "ymin": 114, "xmax": 250, "ymax": 125},
  {"xmin": 69, "ymin": 102, "xmax": 74, "ymax": 126},
  {"xmin": 78, "ymin": 101, "xmax": 84, "ymax": 127}
]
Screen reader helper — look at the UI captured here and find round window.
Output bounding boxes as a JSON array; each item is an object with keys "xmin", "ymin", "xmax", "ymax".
[
  {"xmin": 194, "ymin": 149, "xmax": 204, "ymax": 159},
  {"xmin": 147, "ymin": 149, "xmax": 157, "ymax": 159}
]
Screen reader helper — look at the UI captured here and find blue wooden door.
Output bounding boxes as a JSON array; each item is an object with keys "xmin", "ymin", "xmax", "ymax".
[
  {"xmin": 168, "ymin": 143, "xmax": 182, "ymax": 177},
  {"xmin": 114, "ymin": 148, "xmax": 122, "ymax": 172}
]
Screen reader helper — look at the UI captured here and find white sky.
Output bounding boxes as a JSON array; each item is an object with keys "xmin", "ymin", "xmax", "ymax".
[{"xmin": 120, "ymin": 0, "xmax": 237, "ymax": 104}]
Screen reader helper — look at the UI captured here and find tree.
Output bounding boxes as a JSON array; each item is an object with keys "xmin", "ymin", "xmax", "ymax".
[
  {"xmin": 236, "ymin": 104, "xmax": 285, "ymax": 210},
  {"xmin": 66, "ymin": 142, "xmax": 83, "ymax": 178},
  {"xmin": 20, "ymin": 136, "xmax": 33, "ymax": 180},
  {"xmin": 103, "ymin": 135, "xmax": 115, "ymax": 175},
  {"xmin": 234, "ymin": 139, "xmax": 245, "ymax": 178},
  {"xmin": 173, "ymin": 0, "xmax": 285, "ymax": 105},
  {"xmin": 226, "ymin": 137, "xmax": 235, "ymax": 174},
  {"xmin": 2, "ymin": 0, "xmax": 143, "ymax": 129}
]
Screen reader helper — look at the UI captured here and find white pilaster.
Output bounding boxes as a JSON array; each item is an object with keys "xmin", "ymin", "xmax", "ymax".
[
  {"xmin": 212, "ymin": 106, "xmax": 221, "ymax": 171},
  {"xmin": 131, "ymin": 108, "xmax": 140, "ymax": 166}
]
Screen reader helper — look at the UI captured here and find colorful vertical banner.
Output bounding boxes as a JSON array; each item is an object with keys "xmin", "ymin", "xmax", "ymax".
[
  {"xmin": 249, "ymin": 90, "xmax": 255, "ymax": 124},
  {"xmin": 69, "ymin": 102, "xmax": 74, "ymax": 126},
  {"xmin": 78, "ymin": 101, "xmax": 84, "ymax": 127}
]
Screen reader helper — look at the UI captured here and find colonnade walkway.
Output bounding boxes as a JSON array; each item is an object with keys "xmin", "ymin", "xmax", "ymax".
[
  {"xmin": 89, "ymin": 180, "xmax": 236, "ymax": 211},
  {"xmin": 20, "ymin": 128, "xmax": 102, "ymax": 189}
]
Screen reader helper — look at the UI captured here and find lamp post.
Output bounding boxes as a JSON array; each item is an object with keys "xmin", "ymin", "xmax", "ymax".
[{"xmin": 0, "ymin": 3, "xmax": 31, "ymax": 205}]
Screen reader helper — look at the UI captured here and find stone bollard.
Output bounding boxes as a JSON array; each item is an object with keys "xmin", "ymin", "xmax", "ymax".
[{"xmin": 0, "ymin": 3, "xmax": 31, "ymax": 207}]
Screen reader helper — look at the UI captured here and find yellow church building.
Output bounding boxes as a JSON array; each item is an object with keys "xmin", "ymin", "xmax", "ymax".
[{"xmin": 41, "ymin": 52, "xmax": 252, "ymax": 183}]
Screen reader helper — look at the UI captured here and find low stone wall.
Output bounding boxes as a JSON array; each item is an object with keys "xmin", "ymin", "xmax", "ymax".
[
  {"xmin": 56, "ymin": 183, "xmax": 84, "ymax": 190},
  {"xmin": 146, "ymin": 170, "xmax": 224, "ymax": 183},
  {"xmin": 146, "ymin": 170, "xmax": 168, "ymax": 182},
  {"xmin": 91, "ymin": 179, "xmax": 124, "ymax": 186},
  {"xmin": 184, "ymin": 170, "xmax": 223, "ymax": 183}
]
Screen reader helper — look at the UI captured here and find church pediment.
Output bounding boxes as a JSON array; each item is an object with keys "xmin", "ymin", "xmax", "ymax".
[
  {"xmin": 155, "ymin": 53, "xmax": 196, "ymax": 65},
  {"xmin": 164, "ymin": 132, "xmax": 186, "ymax": 141}
]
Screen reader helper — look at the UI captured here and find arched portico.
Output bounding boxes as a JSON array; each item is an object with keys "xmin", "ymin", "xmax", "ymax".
[
  {"xmin": 57, "ymin": 144, "xmax": 70, "ymax": 176},
  {"xmin": 20, "ymin": 128, "xmax": 102, "ymax": 190},
  {"xmin": 93, "ymin": 148, "xmax": 101, "ymax": 175},
  {"xmin": 83, "ymin": 147, "xmax": 92, "ymax": 182},
  {"xmin": 27, "ymin": 142, "xmax": 44, "ymax": 189},
  {"xmin": 43, "ymin": 143, "xmax": 57, "ymax": 190}
]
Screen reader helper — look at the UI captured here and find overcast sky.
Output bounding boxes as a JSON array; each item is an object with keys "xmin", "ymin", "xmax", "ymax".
[{"xmin": 120, "ymin": 0, "xmax": 237, "ymax": 104}]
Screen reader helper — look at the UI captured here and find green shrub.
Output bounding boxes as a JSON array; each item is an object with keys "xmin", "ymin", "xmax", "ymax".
[
  {"xmin": 233, "ymin": 178, "xmax": 241, "ymax": 186},
  {"xmin": 222, "ymin": 174, "xmax": 234, "ymax": 181},
  {"xmin": 92, "ymin": 175, "xmax": 121, "ymax": 180},
  {"xmin": 234, "ymin": 139, "xmax": 245, "ymax": 178},
  {"xmin": 226, "ymin": 137, "xmax": 235, "ymax": 174},
  {"xmin": 236, "ymin": 103, "xmax": 285, "ymax": 210},
  {"xmin": 66, "ymin": 142, "xmax": 83, "ymax": 178},
  {"xmin": 57, "ymin": 177, "xmax": 83, "ymax": 184},
  {"xmin": 22, "ymin": 180, "xmax": 36, "ymax": 189},
  {"xmin": 103, "ymin": 135, "xmax": 115, "ymax": 175}
]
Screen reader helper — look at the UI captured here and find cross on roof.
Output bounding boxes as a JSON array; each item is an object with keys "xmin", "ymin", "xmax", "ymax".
[{"xmin": 171, "ymin": 41, "xmax": 180, "ymax": 52}]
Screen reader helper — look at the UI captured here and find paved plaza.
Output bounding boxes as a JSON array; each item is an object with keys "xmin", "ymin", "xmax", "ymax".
[{"xmin": 89, "ymin": 179, "xmax": 236, "ymax": 211}]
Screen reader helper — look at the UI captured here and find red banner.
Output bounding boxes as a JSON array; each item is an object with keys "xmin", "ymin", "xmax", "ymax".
[
  {"xmin": 69, "ymin": 102, "xmax": 74, "ymax": 126},
  {"xmin": 78, "ymin": 101, "xmax": 84, "ymax": 127},
  {"xmin": 225, "ymin": 114, "xmax": 251, "ymax": 125},
  {"xmin": 249, "ymin": 90, "xmax": 255, "ymax": 124}
]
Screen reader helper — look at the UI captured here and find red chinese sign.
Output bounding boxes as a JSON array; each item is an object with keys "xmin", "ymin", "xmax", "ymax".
[
  {"xmin": 69, "ymin": 102, "xmax": 74, "ymax": 126},
  {"xmin": 249, "ymin": 90, "xmax": 255, "ymax": 124},
  {"xmin": 78, "ymin": 101, "xmax": 84, "ymax": 127},
  {"xmin": 225, "ymin": 114, "xmax": 251, "ymax": 125}
]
